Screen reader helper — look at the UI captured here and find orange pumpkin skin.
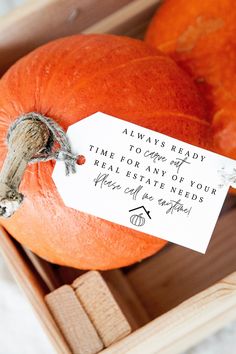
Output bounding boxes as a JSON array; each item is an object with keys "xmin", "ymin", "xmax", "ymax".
[
  {"xmin": 146, "ymin": 0, "xmax": 236, "ymax": 159},
  {"xmin": 0, "ymin": 34, "xmax": 210, "ymax": 270}
]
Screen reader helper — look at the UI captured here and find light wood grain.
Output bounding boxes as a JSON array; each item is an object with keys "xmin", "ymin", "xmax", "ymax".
[
  {"xmin": 23, "ymin": 248, "xmax": 61, "ymax": 292},
  {"xmin": 45, "ymin": 285, "xmax": 103, "ymax": 354},
  {"xmin": 0, "ymin": 0, "xmax": 142, "ymax": 75},
  {"xmin": 83, "ymin": 0, "xmax": 161, "ymax": 37},
  {"xmin": 101, "ymin": 272, "xmax": 236, "ymax": 354},
  {"xmin": 55, "ymin": 267, "xmax": 150, "ymax": 330},
  {"xmin": 73, "ymin": 271, "xmax": 131, "ymax": 347},
  {"xmin": 102, "ymin": 270, "xmax": 150, "ymax": 330},
  {"xmin": 127, "ymin": 206, "xmax": 236, "ymax": 319},
  {"xmin": 0, "ymin": 226, "xmax": 71, "ymax": 354}
]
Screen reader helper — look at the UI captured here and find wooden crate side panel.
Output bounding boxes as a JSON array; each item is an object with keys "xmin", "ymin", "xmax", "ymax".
[
  {"xmin": 23, "ymin": 246, "xmax": 61, "ymax": 291},
  {"xmin": 0, "ymin": 227, "xmax": 71, "ymax": 354},
  {"xmin": 0, "ymin": 0, "xmax": 160, "ymax": 75},
  {"xmin": 101, "ymin": 272, "xmax": 236, "ymax": 354},
  {"xmin": 0, "ymin": 0, "xmax": 135, "ymax": 74},
  {"xmin": 127, "ymin": 207, "xmax": 236, "ymax": 319},
  {"xmin": 83, "ymin": 0, "xmax": 161, "ymax": 38}
]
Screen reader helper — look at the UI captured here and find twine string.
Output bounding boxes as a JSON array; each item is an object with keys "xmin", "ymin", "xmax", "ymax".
[
  {"xmin": 7, "ymin": 112, "xmax": 77, "ymax": 175},
  {"xmin": 8, "ymin": 113, "xmax": 236, "ymax": 188}
]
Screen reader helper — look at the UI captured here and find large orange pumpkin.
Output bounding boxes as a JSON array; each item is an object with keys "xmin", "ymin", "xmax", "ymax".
[
  {"xmin": 146, "ymin": 0, "xmax": 236, "ymax": 159},
  {"xmin": 0, "ymin": 34, "xmax": 210, "ymax": 269}
]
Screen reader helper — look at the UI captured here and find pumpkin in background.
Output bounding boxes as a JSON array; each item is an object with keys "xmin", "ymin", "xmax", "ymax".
[
  {"xmin": 146, "ymin": 0, "xmax": 236, "ymax": 159},
  {"xmin": 0, "ymin": 34, "xmax": 211, "ymax": 270}
]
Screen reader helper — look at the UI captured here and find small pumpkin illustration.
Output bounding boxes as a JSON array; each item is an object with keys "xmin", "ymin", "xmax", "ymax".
[{"xmin": 130, "ymin": 213, "xmax": 146, "ymax": 227}]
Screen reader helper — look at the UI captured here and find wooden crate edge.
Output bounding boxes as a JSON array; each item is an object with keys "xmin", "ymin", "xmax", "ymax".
[
  {"xmin": 0, "ymin": 226, "xmax": 72, "ymax": 354},
  {"xmin": 100, "ymin": 272, "xmax": 236, "ymax": 354}
]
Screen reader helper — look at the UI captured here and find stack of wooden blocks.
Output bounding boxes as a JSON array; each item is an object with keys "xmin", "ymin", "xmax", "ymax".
[{"xmin": 45, "ymin": 271, "xmax": 132, "ymax": 354}]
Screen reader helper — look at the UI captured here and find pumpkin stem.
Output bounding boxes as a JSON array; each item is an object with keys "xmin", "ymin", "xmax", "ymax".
[{"xmin": 0, "ymin": 117, "xmax": 50, "ymax": 217}]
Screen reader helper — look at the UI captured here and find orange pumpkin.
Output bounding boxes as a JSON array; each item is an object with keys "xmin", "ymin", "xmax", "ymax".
[
  {"xmin": 0, "ymin": 34, "xmax": 211, "ymax": 270},
  {"xmin": 146, "ymin": 0, "xmax": 236, "ymax": 159}
]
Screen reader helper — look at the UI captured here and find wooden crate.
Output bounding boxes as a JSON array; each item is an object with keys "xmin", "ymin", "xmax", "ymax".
[{"xmin": 0, "ymin": 1, "xmax": 236, "ymax": 353}]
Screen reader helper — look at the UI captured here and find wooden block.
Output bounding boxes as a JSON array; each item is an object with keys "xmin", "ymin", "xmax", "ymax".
[
  {"xmin": 102, "ymin": 270, "xmax": 150, "ymax": 330},
  {"xmin": 72, "ymin": 271, "xmax": 131, "ymax": 347},
  {"xmin": 127, "ymin": 207, "xmax": 236, "ymax": 319},
  {"xmin": 45, "ymin": 285, "xmax": 103, "ymax": 354},
  {"xmin": 100, "ymin": 272, "xmax": 236, "ymax": 354}
]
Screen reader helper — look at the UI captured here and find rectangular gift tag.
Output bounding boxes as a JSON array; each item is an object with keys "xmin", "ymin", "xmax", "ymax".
[{"xmin": 52, "ymin": 112, "xmax": 236, "ymax": 253}]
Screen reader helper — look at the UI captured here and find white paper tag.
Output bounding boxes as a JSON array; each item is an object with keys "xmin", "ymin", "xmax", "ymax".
[{"xmin": 52, "ymin": 112, "xmax": 236, "ymax": 253}]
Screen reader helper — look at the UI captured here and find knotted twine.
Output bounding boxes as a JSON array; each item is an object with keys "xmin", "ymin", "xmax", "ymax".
[
  {"xmin": 7, "ymin": 112, "xmax": 78, "ymax": 175},
  {"xmin": 7, "ymin": 113, "xmax": 236, "ymax": 188}
]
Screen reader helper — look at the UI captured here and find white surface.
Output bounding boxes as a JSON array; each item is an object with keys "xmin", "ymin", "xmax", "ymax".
[
  {"xmin": 185, "ymin": 322, "xmax": 236, "ymax": 354},
  {"xmin": 0, "ymin": 0, "xmax": 24, "ymax": 16},
  {"xmin": 0, "ymin": 256, "xmax": 54, "ymax": 354},
  {"xmin": 0, "ymin": 1, "xmax": 235, "ymax": 354}
]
